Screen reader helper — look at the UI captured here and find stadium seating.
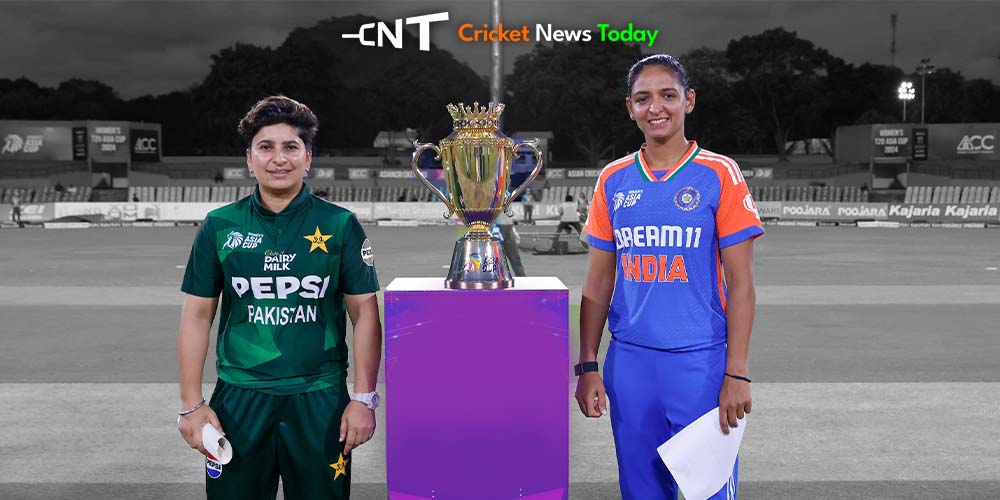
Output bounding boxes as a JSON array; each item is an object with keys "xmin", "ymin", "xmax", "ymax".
[
  {"xmin": 904, "ymin": 185, "xmax": 999, "ymax": 205},
  {"xmin": 748, "ymin": 185, "xmax": 869, "ymax": 203},
  {"xmin": 0, "ymin": 185, "xmax": 91, "ymax": 203}
]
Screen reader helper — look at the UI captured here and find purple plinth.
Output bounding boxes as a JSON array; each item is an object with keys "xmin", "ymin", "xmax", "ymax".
[{"xmin": 385, "ymin": 277, "xmax": 569, "ymax": 500}]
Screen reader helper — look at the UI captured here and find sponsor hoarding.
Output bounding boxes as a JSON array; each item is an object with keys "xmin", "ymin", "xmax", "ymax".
[
  {"xmin": 780, "ymin": 202, "xmax": 889, "ymax": 221},
  {"xmin": 88, "ymin": 122, "xmax": 130, "ymax": 162},
  {"xmin": 0, "ymin": 126, "xmax": 74, "ymax": 161},
  {"xmin": 887, "ymin": 203, "xmax": 999, "ymax": 222},
  {"xmin": 130, "ymin": 129, "xmax": 161, "ymax": 162}
]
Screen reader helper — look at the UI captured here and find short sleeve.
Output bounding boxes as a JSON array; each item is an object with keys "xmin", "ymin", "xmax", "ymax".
[
  {"xmin": 181, "ymin": 218, "xmax": 224, "ymax": 298},
  {"xmin": 339, "ymin": 213, "xmax": 380, "ymax": 295},
  {"xmin": 716, "ymin": 160, "xmax": 764, "ymax": 248},
  {"xmin": 584, "ymin": 176, "xmax": 615, "ymax": 252}
]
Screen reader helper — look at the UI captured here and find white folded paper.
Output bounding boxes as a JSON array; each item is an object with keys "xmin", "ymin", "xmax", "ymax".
[
  {"xmin": 201, "ymin": 423, "xmax": 233, "ymax": 465},
  {"xmin": 656, "ymin": 407, "xmax": 745, "ymax": 500}
]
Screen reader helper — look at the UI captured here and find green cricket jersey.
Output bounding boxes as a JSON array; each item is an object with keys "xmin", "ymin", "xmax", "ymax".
[{"xmin": 181, "ymin": 184, "xmax": 379, "ymax": 395}]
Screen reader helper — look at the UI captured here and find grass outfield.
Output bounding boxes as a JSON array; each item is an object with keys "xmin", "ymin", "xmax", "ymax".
[{"xmin": 1, "ymin": 225, "xmax": 999, "ymax": 499}]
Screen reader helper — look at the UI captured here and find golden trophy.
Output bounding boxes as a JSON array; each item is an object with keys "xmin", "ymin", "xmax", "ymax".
[{"xmin": 411, "ymin": 102, "xmax": 543, "ymax": 289}]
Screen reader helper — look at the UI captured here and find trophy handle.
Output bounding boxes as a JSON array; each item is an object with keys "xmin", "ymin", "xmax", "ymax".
[
  {"xmin": 504, "ymin": 141, "xmax": 544, "ymax": 215},
  {"xmin": 411, "ymin": 142, "xmax": 455, "ymax": 218}
]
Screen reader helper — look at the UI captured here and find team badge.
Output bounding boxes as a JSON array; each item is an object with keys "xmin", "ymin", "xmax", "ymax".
[
  {"xmin": 304, "ymin": 226, "xmax": 333, "ymax": 253},
  {"xmin": 223, "ymin": 231, "xmax": 244, "ymax": 250},
  {"xmin": 330, "ymin": 453, "xmax": 349, "ymax": 481},
  {"xmin": 361, "ymin": 239, "xmax": 374, "ymax": 266},
  {"xmin": 206, "ymin": 457, "xmax": 222, "ymax": 479},
  {"xmin": 674, "ymin": 186, "xmax": 700, "ymax": 211}
]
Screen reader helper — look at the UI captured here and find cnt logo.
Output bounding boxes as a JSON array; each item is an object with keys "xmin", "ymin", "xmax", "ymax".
[
  {"xmin": 342, "ymin": 12, "xmax": 449, "ymax": 51},
  {"xmin": 956, "ymin": 135, "xmax": 994, "ymax": 154}
]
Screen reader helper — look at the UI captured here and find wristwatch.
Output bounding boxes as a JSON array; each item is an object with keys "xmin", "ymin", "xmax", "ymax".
[
  {"xmin": 574, "ymin": 361, "xmax": 599, "ymax": 376},
  {"xmin": 351, "ymin": 391, "xmax": 380, "ymax": 410}
]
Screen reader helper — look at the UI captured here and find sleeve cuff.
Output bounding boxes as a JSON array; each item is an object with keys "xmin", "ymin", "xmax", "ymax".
[
  {"xmin": 719, "ymin": 226, "xmax": 764, "ymax": 249},
  {"xmin": 588, "ymin": 235, "xmax": 616, "ymax": 252}
]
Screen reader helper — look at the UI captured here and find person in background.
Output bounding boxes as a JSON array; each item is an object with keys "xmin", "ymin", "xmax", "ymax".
[{"xmin": 521, "ymin": 187, "xmax": 535, "ymax": 224}]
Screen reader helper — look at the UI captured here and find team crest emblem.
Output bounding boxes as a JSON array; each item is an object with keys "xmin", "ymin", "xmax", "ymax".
[
  {"xmin": 674, "ymin": 186, "xmax": 700, "ymax": 211},
  {"xmin": 206, "ymin": 457, "xmax": 222, "ymax": 479},
  {"xmin": 304, "ymin": 226, "xmax": 333, "ymax": 253},
  {"xmin": 330, "ymin": 453, "xmax": 349, "ymax": 481},
  {"xmin": 223, "ymin": 231, "xmax": 244, "ymax": 250}
]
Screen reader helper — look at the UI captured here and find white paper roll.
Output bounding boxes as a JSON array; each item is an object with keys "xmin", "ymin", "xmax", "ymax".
[{"xmin": 201, "ymin": 423, "xmax": 233, "ymax": 465}]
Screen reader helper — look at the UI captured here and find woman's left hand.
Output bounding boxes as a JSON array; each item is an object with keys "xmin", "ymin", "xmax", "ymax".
[{"xmin": 718, "ymin": 376, "xmax": 751, "ymax": 435}]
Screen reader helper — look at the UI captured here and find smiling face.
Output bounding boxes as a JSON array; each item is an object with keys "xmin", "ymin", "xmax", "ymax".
[
  {"xmin": 246, "ymin": 123, "xmax": 311, "ymax": 195},
  {"xmin": 626, "ymin": 64, "xmax": 696, "ymax": 144}
]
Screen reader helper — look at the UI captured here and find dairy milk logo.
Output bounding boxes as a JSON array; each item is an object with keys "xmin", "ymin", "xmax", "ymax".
[
  {"xmin": 263, "ymin": 251, "xmax": 296, "ymax": 271},
  {"xmin": 956, "ymin": 135, "xmax": 994, "ymax": 154},
  {"xmin": 223, "ymin": 231, "xmax": 244, "ymax": 250},
  {"xmin": 342, "ymin": 12, "xmax": 449, "ymax": 51}
]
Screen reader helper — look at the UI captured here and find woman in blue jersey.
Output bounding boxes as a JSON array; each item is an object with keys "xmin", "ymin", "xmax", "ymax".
[{"xmin": 575, "ymin": 54, "xmax": 763, "ymax": 500}]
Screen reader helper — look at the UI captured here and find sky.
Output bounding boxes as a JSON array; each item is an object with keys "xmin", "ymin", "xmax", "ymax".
[{"xmin": 0, "ymin": 0, "xmax": 998, "ymax": 99}]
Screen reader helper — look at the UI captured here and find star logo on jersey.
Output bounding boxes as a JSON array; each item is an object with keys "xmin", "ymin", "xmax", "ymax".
[
  {"xmin": 304, "ymin": 226, "xmax": 333, "ymax": 253},
  {"xmin": 330, "ymin": 453, "xmax": 349, "ymax": 481}
]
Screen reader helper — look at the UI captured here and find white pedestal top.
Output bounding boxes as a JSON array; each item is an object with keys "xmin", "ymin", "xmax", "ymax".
[{"xmin": 385, "ymin": 276, "xmax": 567, "ymax": 292}]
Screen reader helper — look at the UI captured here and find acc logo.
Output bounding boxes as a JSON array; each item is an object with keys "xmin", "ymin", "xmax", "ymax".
[
  {"xmin": 674, "ymin": 186, "xmax": 700, "ymax": 211},
  {"xmin": 957, "ymin": 135, "xmax": 995, "ymax": 154},
  {"xmin": 742, "ymin": 193, "xmax": 760, "ymax": 219},
  {"xmin": 223, "ymin": 231, "xmax": 244, "ymax": 250},
  {"xmin": 613, "ymin": 190, "xmax": 642, "ymax": 212},
  {"xmin": 134, "ymin": 137, "xmax": 157, "ymax": 153},
  {"xmin": 242, "ymin": 233, "xmax": 263, "ymax": 249},
  {"xmin": 361, "ymin": 239, "xmax": 375, "ymax": 267},
  {"xmin": 206, "ymin": 458, "xmax": 222, "ymax": 479}
]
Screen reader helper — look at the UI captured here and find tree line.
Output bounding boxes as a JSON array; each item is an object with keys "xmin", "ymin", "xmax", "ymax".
[{"xmin": 1, "ymin": 17, "xmax": 997, "ymax": 163}]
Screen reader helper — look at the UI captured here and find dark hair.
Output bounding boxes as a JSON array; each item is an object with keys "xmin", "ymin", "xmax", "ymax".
[
  {"xmin": 238, "ymin": 95, "xmax": 319, "ymax": 149},
  {"xmin": 626, "ymin": 54, "xmax": 690, "ymax": 96},
  {"xmin": 565, "ymin": 194, "xmax": 574, "ymax": 202}
]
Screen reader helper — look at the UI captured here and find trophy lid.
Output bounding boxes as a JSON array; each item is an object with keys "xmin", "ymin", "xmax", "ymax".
[{"xmin": 447, "ymin": 101, "xmax": 504, "ymax": 130}]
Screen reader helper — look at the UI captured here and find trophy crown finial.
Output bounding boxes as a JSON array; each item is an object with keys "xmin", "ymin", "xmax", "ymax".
[{"xmin": 447, "ymin": 101, "xmax": 505, "ymax": 130}]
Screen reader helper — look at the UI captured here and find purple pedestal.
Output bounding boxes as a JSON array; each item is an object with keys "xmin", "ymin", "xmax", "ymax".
[{"xmin": 385, "ymin": 277, "xmax": 569, "ymax": 500}]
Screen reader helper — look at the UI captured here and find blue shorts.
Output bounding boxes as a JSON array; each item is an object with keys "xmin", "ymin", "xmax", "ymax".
[{"xmin": 604, "ymin": 339, "xmax": 738, "ymax": 500}]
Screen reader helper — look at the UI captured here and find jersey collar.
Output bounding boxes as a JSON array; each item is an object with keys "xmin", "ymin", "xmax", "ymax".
[
  {"xmin": 634, "ymin": 140, "xmax": 700, "ymax": 182},
  {"xmin": 251, "ymin": 183, "xmax": 312, "ymax": 218}
]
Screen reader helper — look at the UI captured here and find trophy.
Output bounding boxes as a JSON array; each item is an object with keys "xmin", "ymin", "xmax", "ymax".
[{"xmin": 411, "ymin": 102, "xmax": 544, "ymax": 289}]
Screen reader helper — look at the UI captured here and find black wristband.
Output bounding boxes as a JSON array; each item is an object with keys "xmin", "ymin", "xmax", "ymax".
[
  {"xmin": 725, "ymin": 373, "xmax": 751, "ymax": 383},
  {"xmin": 574, "ymin": 361, "xmax": 599, "ymax": 376}
]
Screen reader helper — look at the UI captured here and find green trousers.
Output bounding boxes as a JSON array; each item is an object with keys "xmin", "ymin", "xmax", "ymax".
[{"xmin": 204, "ymin": 381, "xmax": 352, "ymax": 500}]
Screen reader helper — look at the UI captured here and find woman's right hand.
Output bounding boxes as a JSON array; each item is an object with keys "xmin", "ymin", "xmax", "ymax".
[
  {"xmin": 177, "ymin": 404, "xmax": 224, "ymax": 456},
  {"xmin": 574, "ymin": 372, "xmax": 608, "ymax": 418}
]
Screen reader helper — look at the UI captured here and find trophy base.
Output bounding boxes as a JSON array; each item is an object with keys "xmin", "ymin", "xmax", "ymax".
[{"xmin": 445, "ymin": 234, "xmax": 514, "ymax": 290}]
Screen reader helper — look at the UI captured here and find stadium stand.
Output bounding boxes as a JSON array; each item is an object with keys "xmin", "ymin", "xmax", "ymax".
[
  {"xmin": 748, "ymin": 185, "xmax": 869, "ymax": 203},
  {"xmin": 905, "ymin": 185, "xmax": 1000, "ymax": 204},
  {"xmin": 0, "ymin": 185, "xmax": 91, "ymax": 203}
]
